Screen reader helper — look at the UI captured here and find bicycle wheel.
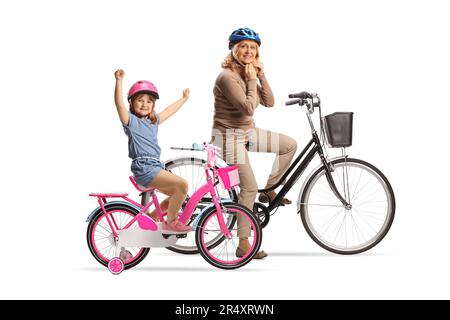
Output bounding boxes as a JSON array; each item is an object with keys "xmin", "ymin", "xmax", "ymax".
[
  {"xmin": 86, "ymin": 203, "xmax": 150, "ymax": 269},
  {"xmin": 299, "ymin": 158, "xmax": 395, "ymax": 254},
  {"xmin": 159, "ymin": 157, "xmax": 238, "ymax": 254},
  {"xmin": 196, "ymin": 203, "xmax": 262, "ymax": 269}
]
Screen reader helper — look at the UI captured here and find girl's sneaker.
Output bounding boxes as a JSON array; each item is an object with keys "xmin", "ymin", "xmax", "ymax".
[{"xmin": 162, "ymin": 219, "xmax": 193, "ymax": 234}]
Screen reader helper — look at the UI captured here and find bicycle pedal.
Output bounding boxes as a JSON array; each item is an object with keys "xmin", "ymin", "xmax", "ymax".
[{"xmin": 162, "ymin": 233, "xmax": 188, "ymax": 239}]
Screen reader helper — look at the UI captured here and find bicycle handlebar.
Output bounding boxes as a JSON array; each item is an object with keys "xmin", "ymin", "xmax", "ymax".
[
  {"xmin": 170, "ymin": 147, "xmax": 198, "ymax": 151},
  {"xmin": 286, "ymin": 91, "xmax": 320, "ymax": 108},
  {"xmin": 285, "ymin": 98, "xmax": 304, "ymax": 106},
  {"xmin": 171, "ymin": 143, "xmax": 222, "ymax": 168},
  {"xmin": 289, "ymin": 91, "xmax": 313, "ymax": 99}
]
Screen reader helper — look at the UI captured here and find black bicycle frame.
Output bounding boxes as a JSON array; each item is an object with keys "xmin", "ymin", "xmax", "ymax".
[{"xmin": 258, "ymin": 130, "xmax": 349, "ymax": 212}]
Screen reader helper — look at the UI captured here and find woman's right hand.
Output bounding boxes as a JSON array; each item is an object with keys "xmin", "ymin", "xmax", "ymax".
[
  {"xmin": 245, "ymin": 63, "xmax": 257, "ymax": 81},
  {"xmin": 114, "ymin": 69, "xmax": 125, "ymax": 80}
]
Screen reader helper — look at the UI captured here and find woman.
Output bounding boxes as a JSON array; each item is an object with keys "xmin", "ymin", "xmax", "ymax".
[{"xmin": 211, "ymin": 28, "xmax": 298, "ymax": 258}]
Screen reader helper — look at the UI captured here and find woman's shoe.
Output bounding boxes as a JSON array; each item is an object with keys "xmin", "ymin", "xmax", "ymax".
[
  {"xmin": 235, "ymin": 247, "xmax": 268, "ymax": 259},
  {"xmin": 258, "ymin": 192, "xmax": 292, "ymax": 205}
]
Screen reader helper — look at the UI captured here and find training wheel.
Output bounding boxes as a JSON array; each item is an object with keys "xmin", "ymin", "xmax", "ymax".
[{"xmin": 108, "ymin": 258, "xmax": 124, "ymax": 275}]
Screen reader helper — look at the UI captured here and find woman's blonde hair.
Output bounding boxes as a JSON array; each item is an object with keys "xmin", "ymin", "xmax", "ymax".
[
  {"xmin": 129, "ymin": 93, "xmax": 158, "ymax": 124},
  {"xmin": 221, "ymin": 42, "xmax": 262, "ymax": 77}
]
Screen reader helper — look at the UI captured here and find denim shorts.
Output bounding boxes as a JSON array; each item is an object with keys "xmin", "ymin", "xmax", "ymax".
[{"xmin": 131, "ymin": 157, "xmax": 165, "ymax": 187}]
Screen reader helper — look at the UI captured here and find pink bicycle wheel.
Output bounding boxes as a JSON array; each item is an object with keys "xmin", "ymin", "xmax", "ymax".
[
  {"xmin": 195, "ymin": 203, "xmax": 262, "ymax": 269},
  {"xmin": 86, "ymin": 204, "xmax": 150, "ymax": 270}
]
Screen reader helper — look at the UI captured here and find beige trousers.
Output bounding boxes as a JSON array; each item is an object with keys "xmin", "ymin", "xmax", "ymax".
[{"xmin": 211, "ymin": 127, "xmax": 297, "ymax": 237}]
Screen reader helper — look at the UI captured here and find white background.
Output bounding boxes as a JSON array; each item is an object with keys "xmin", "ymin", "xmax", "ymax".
[{"xmin": 0, "ymin": 0, "xmax": 449, "ymax": 299}]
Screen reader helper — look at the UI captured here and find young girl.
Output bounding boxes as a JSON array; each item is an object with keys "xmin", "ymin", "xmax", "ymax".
[{"xmin": 114, "ymin": 69, "xmax": 192, "ymax": 233}]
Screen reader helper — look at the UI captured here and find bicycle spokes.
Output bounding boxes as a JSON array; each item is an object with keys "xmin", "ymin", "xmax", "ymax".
[
  {"xmin": 196, "ymin": 205, "xmax": 261, "ymax": 269},
  {"xmin": 301, "ymin": 159, "xmax": 394, "ymax": 253}
]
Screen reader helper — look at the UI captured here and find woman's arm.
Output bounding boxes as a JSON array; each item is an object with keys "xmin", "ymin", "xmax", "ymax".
[
  {"xmin": 158, "ymin": 89, "xmax": 190, "ymax": 124},
  {"xmin": 252, "ymin": 62, "xmax": 274, "ymax": 108},
  {"xmin": 257, "ymin": 74, "xmax": 275, "ymax": 107},
  {"xmin": 114, "ymin": 69, "xmax": 130, "ymax": 126},
  {"xmin": 217, "ymin": 67, "xmax": 259, "ymax": 116}
]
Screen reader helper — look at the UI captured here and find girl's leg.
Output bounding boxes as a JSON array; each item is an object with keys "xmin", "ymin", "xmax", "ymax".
[
  {"xmin": 149, "ymin": 170, "xmax": 188, "ymax": 223},
  {"xmin": 147, "ymin": 187, "xmax": 174, "ymax": 221}
]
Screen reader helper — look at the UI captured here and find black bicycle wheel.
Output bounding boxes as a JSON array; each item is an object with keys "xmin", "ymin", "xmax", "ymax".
[
  {"xmin": 86, "ymin": 203, "xmax": 150, "ymax": 269},
  {"xmin": 299, "ymin": 158, "xmax": 395, "ymax": 254}
]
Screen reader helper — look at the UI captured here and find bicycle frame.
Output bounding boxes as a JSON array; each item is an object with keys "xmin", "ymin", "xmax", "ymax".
[
  {"xmin": 258, "ymin": 108, "xmax": 350, "ymax": 212},
  {"xmin": 179, "ymin": 167, "xmax": 232, "ymax": 238},
  {"xmin": 92, "ymin": 158, "xmax": 232, "ymax": 239}
]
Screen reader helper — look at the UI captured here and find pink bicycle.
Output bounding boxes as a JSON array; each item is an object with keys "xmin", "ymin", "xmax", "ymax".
[{"xmin": 86, "ymin": 143, "xmax": 262, "ymax": 273}]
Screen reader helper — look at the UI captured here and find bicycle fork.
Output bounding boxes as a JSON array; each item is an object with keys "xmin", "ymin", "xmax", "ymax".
[
  {"xmin": 315, "ymin": 132, "xmax": 351, "ymax": 209},
  {"xmin": 208, "ymin": 174, "xmax": 232, "ymax": 239}
]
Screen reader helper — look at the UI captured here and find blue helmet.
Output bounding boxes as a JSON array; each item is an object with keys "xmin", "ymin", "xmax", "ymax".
[{"xmin": 228, "ymin": 28, "xmax": 261, "ymax": 49}]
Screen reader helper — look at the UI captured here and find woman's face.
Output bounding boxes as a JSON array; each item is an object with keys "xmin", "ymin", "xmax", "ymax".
[
  {"xmin": 235, "ymin": 40, "xmax": 258, "ymax": 64},
  {"xmin": 131, "ymin": 93, "xmax": 155, "ymax": 117}
]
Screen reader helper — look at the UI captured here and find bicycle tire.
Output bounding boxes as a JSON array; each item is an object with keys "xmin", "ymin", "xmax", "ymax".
[
  {"xmin": 160, "ymin": 157, "xmax": 238, "ymax": 254},
  {"xmin": 299, "ymin": 158, "xmax": 395, "ymax": 254},
  {"xmin": 195, "ymin": 203, "xmax": 262, "ymax": 269},
  {"xmin": 86, "ymin": 203, "xmax": 150, "ymax": 269}
]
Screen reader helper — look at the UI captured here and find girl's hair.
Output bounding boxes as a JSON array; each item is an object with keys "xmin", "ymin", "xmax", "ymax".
[
  {"xmin": 221, "ymin": 43, "xmax": 262, "ymax": 78},
  {"xmin": 129, "ymin": 93, "xmax": 158, "ymax": 124}
]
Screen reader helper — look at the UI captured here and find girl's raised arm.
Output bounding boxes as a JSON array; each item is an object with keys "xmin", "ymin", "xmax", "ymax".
[
  {"xmin": 114, "ymin": 69, "xmax": 129, "ymax": 126},
  {"xmin": 158, "ymin": 88, "xmax": 190, "ymax": 124}
]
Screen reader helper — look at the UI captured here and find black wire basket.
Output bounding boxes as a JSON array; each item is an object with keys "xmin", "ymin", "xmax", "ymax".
[{"xmin": 322, "ymin": 112, "xmax": 354, "ymax": 148}]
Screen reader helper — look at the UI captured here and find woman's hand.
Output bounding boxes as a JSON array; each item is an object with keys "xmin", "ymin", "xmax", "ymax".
[
  {"xmin": 245, "ymin": 63, "xmax": 257, "ymax": 80},
  {"xmin": 114, "ymin": 69, "xmax": 125, "ymax": 80},
  {"xmin": 183, "ymin": 88, "xmax": 190, "ymax": 100},
  {"xmin": 253, "ymin": 61, "xmax": 265, "ymax": 78}
]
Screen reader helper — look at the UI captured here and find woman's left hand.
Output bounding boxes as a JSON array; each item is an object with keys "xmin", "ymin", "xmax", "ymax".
[
  {"xmin": 183, "ymin": 88, "xmax": 190, "ymax": 99},
  {"xmin": 253, "ymin": 61, "xmax": 265, "ymax": 77}
]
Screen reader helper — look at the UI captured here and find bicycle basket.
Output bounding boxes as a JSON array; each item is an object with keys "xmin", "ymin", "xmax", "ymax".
[
  {"xmin": 322, "ymin": 112, "xmax": 353, "ymax": 148},
  {"xmin": 217, "ymin": 165, "xmax": 240, "ymax": 190}
]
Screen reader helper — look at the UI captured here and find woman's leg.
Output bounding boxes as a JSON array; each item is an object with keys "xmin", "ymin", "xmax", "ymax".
[
  {"xmin": 148, "ymin": 170, "xmax": 188, "ymax": 223},
  {"xmin": 249, "ymin": 128, "xmax": 297, "ymax": 189},
  {"xmin": 212, "ymin": 128, "xmax": 266, "ymax": 258},
  {"xmin": 219, "ymin": 129, "xmax": 257, "ymax": 239}
]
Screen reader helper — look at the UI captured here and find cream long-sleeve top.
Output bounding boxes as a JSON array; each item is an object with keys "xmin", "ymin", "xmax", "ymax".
[{"xmin": 212, "ymin": 68, "xmax": 275, "ymax": 131}]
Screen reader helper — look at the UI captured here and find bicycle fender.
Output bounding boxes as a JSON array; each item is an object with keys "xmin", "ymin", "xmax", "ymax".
[
  {"xmin": 297, "ymin": 156, "xmax": 346, "ymax": 213},
  {"xmin": 85, "ymin": 201, "xmax": 141, "ymax": 222},
  {"xmin": 192, "ymin": 199, "xmax": 234, "ymax": 229}
]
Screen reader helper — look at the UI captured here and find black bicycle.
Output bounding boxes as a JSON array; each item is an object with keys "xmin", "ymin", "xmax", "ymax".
[{"xmin": 149, "ymin": 92, "xmax": 395, "ymax": 255}]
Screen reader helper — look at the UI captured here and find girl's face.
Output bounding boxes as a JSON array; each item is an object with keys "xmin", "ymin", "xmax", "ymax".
[
  {"xmin": 235, "ymin": 40, "xmax": 258, "ymax": 64},
  {"xmin": 131, "ymin": 93, "xmax": 155, "ymax": 117}
]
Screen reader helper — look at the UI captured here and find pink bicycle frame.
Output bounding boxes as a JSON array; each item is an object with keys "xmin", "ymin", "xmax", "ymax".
[
  {"xmin": 93, "ymin": 193, "xmax": 159, "ymax": 237},
  {"xmin": 179, "ymin": 166, "xmax": 232, "ymax": 238},
  {"xmin": 91, "ymin": 143, "xmax": 232, "ymax": 238}
]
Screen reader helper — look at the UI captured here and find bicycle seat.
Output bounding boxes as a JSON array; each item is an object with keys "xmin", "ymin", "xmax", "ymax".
[{"xmin": 129, "ymin": 176, "xmax": 155, "ymax": 193}]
